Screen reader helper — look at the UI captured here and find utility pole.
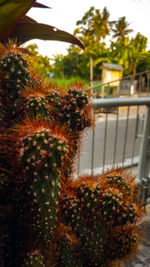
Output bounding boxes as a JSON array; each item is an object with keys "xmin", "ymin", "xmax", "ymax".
[{"xmin": 90, "ymin": 57, "xmax": 93, "ymax": 98}]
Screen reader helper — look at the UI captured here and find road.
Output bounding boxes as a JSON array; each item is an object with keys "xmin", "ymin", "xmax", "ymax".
[{"xmin": 75, "ymin": 117, "xmax": 143, "ymax": 174}]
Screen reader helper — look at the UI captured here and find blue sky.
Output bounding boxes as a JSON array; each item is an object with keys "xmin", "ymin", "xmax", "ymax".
[{"xmin": 27, "ymin": 0, "xmax": 150, "ymax": 57}]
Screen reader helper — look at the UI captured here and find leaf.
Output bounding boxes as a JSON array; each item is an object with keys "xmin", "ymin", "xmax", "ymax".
[
  {"xmin": 0, "ymin": 0, "xmax": 36, "ymax": 41},
  {"xmin": 94, "ymin": 57, "xmax": 111, "ymax": 66},
  {"xmin": 21, "ymin": 16, "xmax": 37, "ymax": 24},
  {"xmin": 33, "ymin": 2, "xmax": 50, "ymax": 8},
  {"xmin": 7, "ymin": 23, "xmax": 85, "ymax": 49}
]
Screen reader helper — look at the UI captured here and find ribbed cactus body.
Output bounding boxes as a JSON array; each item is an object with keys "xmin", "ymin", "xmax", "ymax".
[
  {"xmin": 60, "ymin": 194, "xmax": 81, "ymax": 230},
  {"xmin": 0, "ymin": 91, "xmax": 5, "ymax": 126},
  {"xmin": 19, "ymin": 128, "xmax": 68, "ymax": 247},
  {"xmin": 99, "ymin": 188, "xmax": 123, "ymax": 224},
  {"xmin": 107, "ymin": 225, "xmax": 138, "ymax": 260},
  {"xmin": 0, "ymin": 51, "xmax": 31, "ymax": 126},
  {"xmin": 46, "ymin": 90, "xmax": 61, "ymax": 110},
  {"xmin": 24, "ymin": 170, "xmax": 59, "ymax": 246},
  {"xmin": 2, "ymin": 221, "xmax": 26, "ymax": 267},
  {"xmin": 60, "ymin": 184, "xmax": 107, "ymax": 266},
  {"xmin": 77, "ymin": 185, "xmax": 101, "ymax": 222},
  {"xmin": 106, "ymin": 175, "xmax": 132, "ymax": 197},
  {"xmin": 63, "ymin": 88, "xmax": 92, "ymax": 132},
  {"xmin": 0, "ymin": 173, "xmax": 8, "ymax": 195},
  {"xmin": 23, "ymin": 95, "xmax": 50, "ymax": 119},
  {"xmin": 56, "ymin": 237, "xmax": 82, "ymax": 267},
  {"xmin": 67, "ymin": 88, "xmax": 88, "ymax": 109},
  {"xmin": 47, "ymin": 88, "xmax": 93, "ymax": 133},
  {"xmin": 22, "ymin": 129, "xmax": 67, "ymax": 172},
  {"xmin": 0, "ymin": 51, "xmax": 31, "ymax": 92},
  {"xmin": 22, "ymin": 251, "xmax": 45, "ymax": 266},
  {"xmin": 46, "ymin": 90, "xmax": 63, "ymax": 125}
]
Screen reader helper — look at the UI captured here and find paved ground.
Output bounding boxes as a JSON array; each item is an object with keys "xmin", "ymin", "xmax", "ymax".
[
  {"xmin": 76, "ymin": 105, "xmax": 145, "ymax": 175},
  {"xmin": 95, "ymin": 105, "xmax": 150, "ymax": 266},
  {"xmin": 123, "ymin": 204, "xmax": 150, "ymax": 267},
  {"xmin": 95, "ymin": 105, "xmax": 146, "ymax": 121}
]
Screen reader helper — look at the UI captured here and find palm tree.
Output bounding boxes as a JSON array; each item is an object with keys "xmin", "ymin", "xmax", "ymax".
[
  {"xmin": 74, "ymin": 6, "xmax": 110, "ymax": 47},
  {"xmin": 128, "ymin": 33, "xmax": 147, "ymax": 75},
  {"xmin": 111, "ymin": 16, "xmax": 133, "ymax": 43},
  {"xmin": 93, "ymin": 7, "xmax": 110, "ymax": 41}
]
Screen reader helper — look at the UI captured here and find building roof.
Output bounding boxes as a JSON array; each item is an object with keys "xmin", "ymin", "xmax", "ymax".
[{"xmin": 101, "ymin": 63, "xmax": 124, "ymax": 70}]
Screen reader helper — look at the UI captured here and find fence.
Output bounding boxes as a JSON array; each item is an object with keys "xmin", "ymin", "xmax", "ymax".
[
  {"xmin": 75, "ymin": 75, "xmax": 150, "ymax": 204},
  {"xmin": 87, "ymin": 70, "xmax": 150, "ymax": 98}
]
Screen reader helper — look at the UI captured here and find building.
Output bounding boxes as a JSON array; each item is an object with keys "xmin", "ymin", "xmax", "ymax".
[{"xmin": 101, "ymin": 63, "xmax": 123, "ymax": 97}]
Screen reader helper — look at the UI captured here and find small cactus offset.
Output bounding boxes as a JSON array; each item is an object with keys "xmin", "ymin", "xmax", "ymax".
[
  {"xmin": 22, "ymin": 251, "xmax": 46, "ymax": 267},
  {"xmin": 46, "ymin": 87, "xmax": 94, "ymax": 179},
  {"xmin": 106, "ymin": 224, "xmax": 139, "ymax": 261},
  {"xmin": 23, "ymin": 94, "xmax": 50, "ymax": 119},
  {"xmin": 46, "ymin": 89, "xmax": 62, "ymax": 113},
  {"xmin": 46, "ymin": 87, "xmax": 94, "ymax": 137},
  {"xmin": 0, "ymin": 43, "xmax": 143, "ymax": 267},
  {"xmin": 19, "ymin": 83, "xmax": 52, "ymax": 121},
  {"xmin": 56, "ymin": 234, "xmax": 82, "ymax": 267}
]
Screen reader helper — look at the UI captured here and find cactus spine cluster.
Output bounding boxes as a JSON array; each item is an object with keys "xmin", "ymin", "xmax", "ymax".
[{"xmin": 0, "ymin": 43, "xmax": 142, "ymax": 266}]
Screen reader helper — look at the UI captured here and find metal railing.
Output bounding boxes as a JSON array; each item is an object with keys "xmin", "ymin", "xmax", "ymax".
[
  {"xmin": 86, "ymin": 70, "xmax": 150, "ymax": 98},
  {"xmin": 75, "ymin": 97, "xmax": 150, "ymax": 204}
]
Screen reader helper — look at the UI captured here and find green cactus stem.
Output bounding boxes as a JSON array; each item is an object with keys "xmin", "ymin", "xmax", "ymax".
[
  {"xmin": 19, "ymin": 127, "xmax": 68, "ymax": 247},
  {"xmin": 67, "ymin": 88, "xmax": 89, "ymax": 109},
  {"xmin": 23, "ymin": 95, "xmax": 50, "ymax": 119},
  {"xmin": 106, "ymin": 175, "xmax": 132, "ymax": 197},
  {"xmin": 77, "ymin": 184, "xmax": 101, "ymax": 223},
  {"xmin": 0, "ymin": 51, "xmax": 31, "ymax": 93},
  {"xmin": 22, "ymin": 251, "xmax": 45, "ymax": 267},
  {"xmin": 0, "ymin": 50, "xmax": 31, "ymax": 127},
  {"xmin": 46, "ymin": 90, "xmax": 62, "ymax": 109},
  {"xmin": 47, "ymin": 87, "xmax": 93, "ymax": 133},
  {"xmin": 56, "ymin": 236, "xmax": 82, "ymax": 267},
  {"xmin": 106, "ymin": 225, "xmax": 138, "ymax": 260}
]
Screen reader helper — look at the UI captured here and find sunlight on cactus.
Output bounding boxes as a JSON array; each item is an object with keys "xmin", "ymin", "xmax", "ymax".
[{"xmin": 0, "ymin": 43, "xmax": 143, "ymax": 267}]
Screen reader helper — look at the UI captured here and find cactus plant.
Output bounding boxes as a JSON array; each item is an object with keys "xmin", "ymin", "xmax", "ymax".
[
  {"xmin": 0, "ymin": 43, "xmax": 143, "ymax": 267},
  {"xmin": 22, "ymin": 251, "xmax": 46, "ymax": 267},
  {"xmin": 0, "ymin": 44, "xmax": 31, "ymax": 127},
  {"xmin": 58, "ymin": 171, "xmax": 142, "ymax": 266},
  {"xmin": 47, "ymin": 87, "xmax": 94, "ymax": 134}
]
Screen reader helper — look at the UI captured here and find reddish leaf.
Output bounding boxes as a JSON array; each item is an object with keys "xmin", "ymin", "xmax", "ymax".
[
  {"xmin": 21, "ymin": 16, "xmax": 37, "ymax": 24},
  {"xmin": 7, "ymin": 23, "xmax": 85, "ymax": 49},
  {"xmin": 0, "ymin": 0, "xmax": 36, "ymax": 41},
  {"xmin": 33, "ymin": 2, "xmax": 50, "ymax": 8}
]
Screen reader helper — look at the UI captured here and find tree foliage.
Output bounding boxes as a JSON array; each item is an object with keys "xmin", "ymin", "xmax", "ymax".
[
  {"xmin": 52, "ymin": 6, "xmax": 149, "ymax": 80},
  {"xmin": 111, "ymin": 16, "xmax": 133, "ymax": 42},
  {"xmin": 26, "ymin": 43, "xmax": 51, "ymax": 78}
]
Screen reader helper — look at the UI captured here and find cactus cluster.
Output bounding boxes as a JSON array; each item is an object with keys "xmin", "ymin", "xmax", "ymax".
[
  {"xmin": 47, "ymin": 87, "xmax": 93, "ymax": 134},
  {"xmin": 0, "ymin": 43, "xmax": 142, "ymax": 267},
  {"xmin": 58, "ymin": 170, "xmax": 141, "ymax": 266}
]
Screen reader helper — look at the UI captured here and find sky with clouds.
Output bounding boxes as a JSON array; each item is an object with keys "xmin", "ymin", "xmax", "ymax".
[{"xmin": 26, "ymin": 0, "xmax": 150, "ymax": 58}]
